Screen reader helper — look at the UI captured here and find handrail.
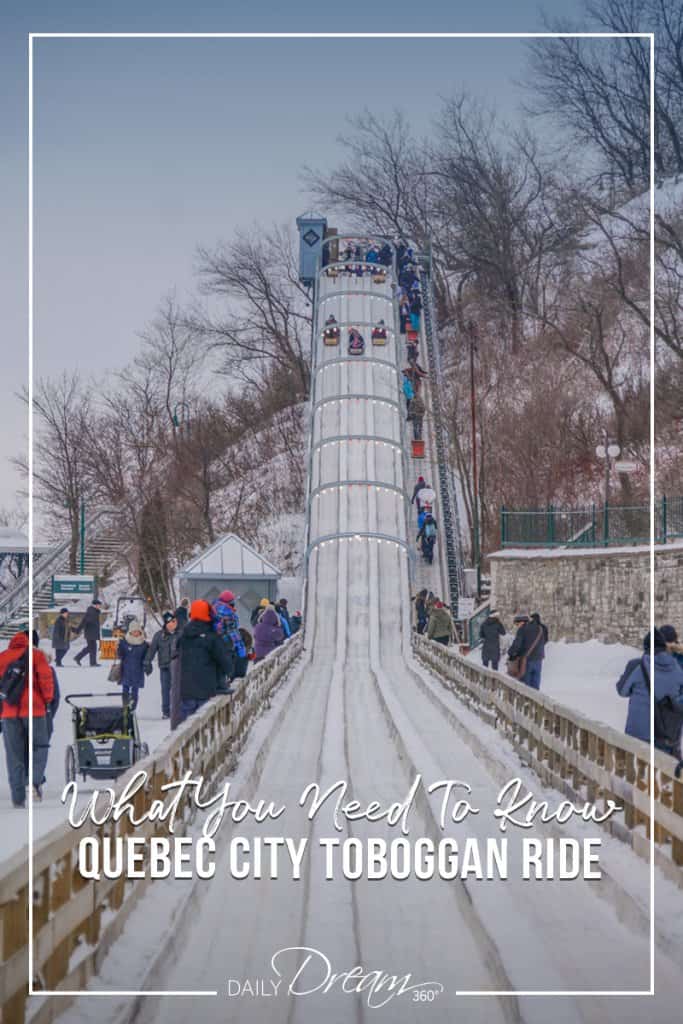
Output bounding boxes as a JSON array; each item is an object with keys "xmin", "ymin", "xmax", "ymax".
[
  {"xmin": 413, "ymin": 633, "xmax": 683, "ymax": 877},
  {"xmin": 0, "ymin": 506, "xmax": 117, "ymax": 625},
  {"xmin": 420, "ymin": 267, "xmax": 465, "ymax": 603}
]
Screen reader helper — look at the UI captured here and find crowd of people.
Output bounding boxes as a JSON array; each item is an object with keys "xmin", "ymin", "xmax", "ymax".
[
  {"xmin": 324, "ymin": 240, "xmax": 392, "ymax": 281},
  {"xmin": 413, "ymin": 590, "xmax": 455, "ymax": 645},
  {"xmin": 0, "ymin": 592, "xmax": 301, "ymax": 808}
]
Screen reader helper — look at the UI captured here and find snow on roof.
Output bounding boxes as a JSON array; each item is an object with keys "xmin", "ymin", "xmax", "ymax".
[{"xmin": 178, "ymin": 533, "xmax": 281, "ymax": 579}]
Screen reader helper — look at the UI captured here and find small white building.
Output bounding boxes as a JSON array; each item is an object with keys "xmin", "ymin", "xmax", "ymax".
[{"xmin": 177, "ymin": 534, "xmax": 281, "ymax": 626}]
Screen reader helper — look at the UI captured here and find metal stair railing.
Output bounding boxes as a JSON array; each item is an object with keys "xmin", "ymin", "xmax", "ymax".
[
  {"xmin": 0, "ymin": 506, "xmax": 117, "ymax": 626},
  {"xmin": 418, "ymin": 263, "xmax": 466, "ymax": 607}
]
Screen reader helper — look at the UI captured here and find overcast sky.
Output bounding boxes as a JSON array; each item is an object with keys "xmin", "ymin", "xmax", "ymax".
[{"xmin": 0, "ymin": 0, "xmax": 589, "ymax": 515}]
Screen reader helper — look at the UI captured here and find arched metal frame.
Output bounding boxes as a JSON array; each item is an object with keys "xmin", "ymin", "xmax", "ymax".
[
  {"xmin": 310, "ymin": 480, "xmax": 405, "ymax": 501},
  {"xmin": 311, "ymin": 433, "xmax": 402, "ymax": 454},
  {"xmin": 313, "ymin": 393, "xmax": 399, "ymax": 412},
  {"xmin": 315, "ymin": 355, "xmax": 398, "ymax": 375},
  {"xmin": 307, "ymin": 531, "xmax": 408, "ymax": 559}
]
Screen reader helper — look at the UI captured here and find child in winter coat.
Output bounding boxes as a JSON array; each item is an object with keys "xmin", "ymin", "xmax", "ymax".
[
  {"xmin": 117, "ymin": 621, "xmax": 149, "ymax": 710},
  {"xmin": 212, "ymin": 590, "xmax": 248, "ymax": 687}
]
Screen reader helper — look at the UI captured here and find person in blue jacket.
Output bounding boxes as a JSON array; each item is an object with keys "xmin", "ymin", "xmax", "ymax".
[
  {"xmin": 617, "ymin": 628, "xmax": 683, "ymax": 755},
  {"xmin": 117, "ymin": 620, "xmax": 150, "ymax": 709}
]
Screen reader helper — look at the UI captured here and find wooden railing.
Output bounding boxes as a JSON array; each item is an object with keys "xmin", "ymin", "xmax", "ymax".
[
  {"xmin": 413, "ymin": 634, "xmax": 683, "ymax": 882},
  {"xmin": 0, "ymin": 634, "xmax": 303, "ymax": 1024}
]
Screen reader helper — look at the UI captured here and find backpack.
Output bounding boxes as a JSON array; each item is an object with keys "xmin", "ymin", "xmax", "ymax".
[
  {"xmin": 0, "ymin": 650, "xmax": 29, "ymax": 706},
  {"xmin": 424, "ymin": 522, "xmax": 436, "ymax": 539},
  {"xmin": 642, "ymin": 657, "xmax": 683, "ymax": 752}
]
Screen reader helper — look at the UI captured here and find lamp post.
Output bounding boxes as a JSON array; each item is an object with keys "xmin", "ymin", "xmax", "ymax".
[
  {"xmin": 595, "ymin": 434, "xmax": 620, "ymax": 545},
  {"xmin": 467, "ymin": 319, "xmax": 480, "ymax": 597},
  {"xmin": 79, "ymin": 497, "xmax": 86, "ymax": 575}
]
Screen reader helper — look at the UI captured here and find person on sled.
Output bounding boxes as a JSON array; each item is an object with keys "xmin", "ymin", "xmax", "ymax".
[{"xmin": 348, "ymin": 328, "xmax": 365, "ymax": 356}]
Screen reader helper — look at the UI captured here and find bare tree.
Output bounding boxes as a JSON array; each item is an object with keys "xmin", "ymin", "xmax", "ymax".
[
  {"xmin": 193, "ymin": 225, "xmax": 312, "ymax": 398},
  {"xmin": 527, "ymin": 1, "xmax": 683, "ymax": 190},
  {"xmin": 16, "ymin": 373, "xmax": 94, "ymax": 571},
  {"xmin": 303, "ymin": 110, "xmax": 429, "ymax": 243}
]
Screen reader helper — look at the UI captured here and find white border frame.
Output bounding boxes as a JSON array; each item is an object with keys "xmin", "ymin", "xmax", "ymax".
[{"xmin": 27, "ymin": 29, "xmax": 656, "ymax": 1001}]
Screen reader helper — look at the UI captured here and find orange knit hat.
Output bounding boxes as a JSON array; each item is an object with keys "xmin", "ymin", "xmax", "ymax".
[{"xmin": 190, "ymin": 599, "xmax": 213, "ymax": 623}]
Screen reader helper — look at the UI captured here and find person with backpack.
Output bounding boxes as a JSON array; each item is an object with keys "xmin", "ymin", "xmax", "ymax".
[
  {"xmin": 417, "ymin": 513, "xmax": 438, "ymax": 564},
  {"xmin": 617, "ymin": 628, "xmax": 683, "ymax": 755},
  {"xmin": 144, "ymin": 612, "xmax": 178, "ymax": 719},
  {"xmin": 0, "ymin": 631, "xmax": 54, "ymax": 807},
  {"xmin": 212, "ymin": 590, "xmax": 248, "ymax": 689}
]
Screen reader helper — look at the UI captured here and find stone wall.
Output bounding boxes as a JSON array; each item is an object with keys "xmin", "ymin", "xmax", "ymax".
[{"xmin": 489, "ymin": 543, "xmax": 683, "ymax": 646}]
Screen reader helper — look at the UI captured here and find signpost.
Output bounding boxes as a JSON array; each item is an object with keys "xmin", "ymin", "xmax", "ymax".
[
  {"xmin": 457, "ymin": 597, "xmax": 476, "ymax": 620},
  {"xmin": 614, "ymin": 460, "xmax": 638, "ymax": 474},
  {"xmin": 52, "ymin": 574, "xmax": 95, "ymax": 612}
]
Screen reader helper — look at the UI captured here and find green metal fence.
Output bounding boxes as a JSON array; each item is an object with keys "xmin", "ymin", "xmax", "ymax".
[{"xmin": 500, "ymin": 496, "xmax": 683, "ymax": 548}]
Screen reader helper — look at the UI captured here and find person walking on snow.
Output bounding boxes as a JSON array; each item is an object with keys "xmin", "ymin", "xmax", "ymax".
[
  {"xmin": 177, "ymin": 600, "xmax": 233, "ymax": 721},
  {"xmin": 402, "ymin": 374, "xmax": 414, "ymax": 414},
  {"xmin": 0, "ymin": 631, "xmax": 54, "ymax": 806},
  {"xmin": 409, "ymin": 292, "xmax": 422, "ymax": 332},
  {"xmin": 427, "ymin": 601, "xmax": 454, "ymax": 646},
  {"xmin": 409, "ymin": 391, "xmax": 426, "ymax": 441},
  {"xmin": 479, "ymin": 610, "xmax": 506, "ymax": 671},
  {"xmin": 117, "ymin": 620, "xmax": 149, "ymax": 709},
  {"xmin": 411, "ymin": 476, "xmax": 426, "ymax": 507},
  {"xmin": 416, "ymin": 483, "xmax": 436, "ymax": 514},
  {"xmin": 144, "ymin": 612, "xmax": 178, "ymax": 718},
  {"xmin": 507, "ymin": 613, "xmax": 546, "ymax": 690},
  {"xmin": 51, "ymin": 608, "xmax": 71, "ymax": 667},
  {"xmin": 417, "ymin": 513, "xmax": 438, "ymax": 564},
  {"xmin": 73, "ymin": 599, "xmax": 103, "ymax": 667},
  {"xmin": 617, "ymin": 628, "xmax": 683, "ymax": 755},
  {"xmin": 414, "ymin": 589, "xmax": 429, "ymax": 634}
]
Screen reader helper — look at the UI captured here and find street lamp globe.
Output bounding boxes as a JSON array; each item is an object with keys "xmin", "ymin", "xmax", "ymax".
[
  {"xmin": 595, "ymin": 444, "xmax": 606, "ymax": 459},
  {"xmin": 607, "ymin": 443, "xmax": 621, "ymax": 458}
]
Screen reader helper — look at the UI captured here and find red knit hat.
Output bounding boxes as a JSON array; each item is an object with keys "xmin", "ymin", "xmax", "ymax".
[
  {"xmin": 218, "ymin": 590, "xmax": 236, "ymax": 604},
  {"xmin": 190, "ymin": 599, "xmax": 213, "ymax": 623}
]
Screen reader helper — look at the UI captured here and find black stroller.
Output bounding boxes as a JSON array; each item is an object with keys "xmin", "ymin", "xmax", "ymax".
[{"xmin": 64, "ymin": 693, "xmax": 149, "ymax": 783}]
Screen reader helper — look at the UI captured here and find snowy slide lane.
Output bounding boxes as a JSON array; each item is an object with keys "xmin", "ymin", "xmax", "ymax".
[{"xmin": 58, "ymin": 269, "xmax": 681, "ymax": 1024}]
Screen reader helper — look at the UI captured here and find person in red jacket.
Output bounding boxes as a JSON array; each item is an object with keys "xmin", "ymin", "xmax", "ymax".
[{"xmin": 1, "ymin": 632, "xmax": 54, "ymax": 807}]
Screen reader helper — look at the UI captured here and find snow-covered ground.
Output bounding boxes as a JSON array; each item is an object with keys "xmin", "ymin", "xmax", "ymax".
[
  {"xmin": 467, "ymin": 637, "xmax": 639, "ymax": 732},
  {"xmin": 0, "ymin": 641, "xmax": 171, "ymax": 860}
]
